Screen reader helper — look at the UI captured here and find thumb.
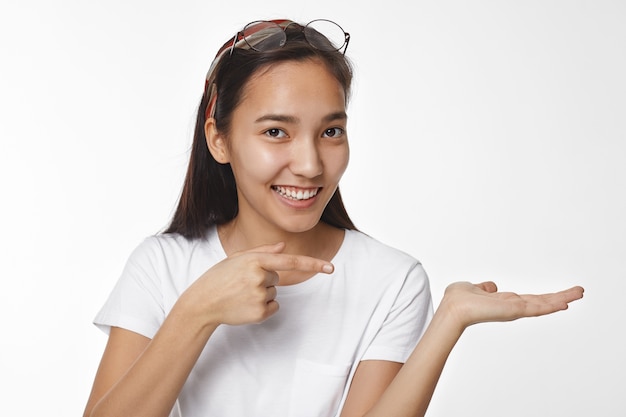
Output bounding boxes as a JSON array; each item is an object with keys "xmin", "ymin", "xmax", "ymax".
[{"xmin": 476, "ymin": 281, "xmax": 498, "ymax": 293}]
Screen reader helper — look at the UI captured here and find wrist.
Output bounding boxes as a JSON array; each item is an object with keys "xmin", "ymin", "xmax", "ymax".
[
  {"xmin": 433, "ymin": 296, "xmax": 468, "ymax": 337},
  {"xmin": 171, "ymin": 291, "xmax": 221, "ymax": 336}
]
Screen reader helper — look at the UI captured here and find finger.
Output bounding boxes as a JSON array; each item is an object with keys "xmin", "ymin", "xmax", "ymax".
[
  {"xmin": 521, "ymin": 298, "xmax": 571, "ymax": 317},
  {"xmin": 266, "ymin": 299, "xmax": 279, "ymax": 317},
  {"xmin": 265, "ymin": 286, "xmax": 277, "ymax": 303},
  {"xmin": 475, "ymin": 281, "xmax": 498, "ymax": 293},
  {"xmin": 522, "ymin": 286, "xmax": 585, "ymax": 306},
  {"xmin": 253, "ymin": 299, "xmax": 280, "ymax": 324},
  {"xmin": 259, "ymin": 253, "xmax": 334, "ymax": 274},
  {"xmin": 512, "ymin": 288, "xmax": 583, "ymax": 318},
  {"xmin": 562, "ymin": 286, "xmax": 585, "ymax": 302},
  {"xmin": 263, "ymin": 270, "xmax": 280, "ymax": 287}
]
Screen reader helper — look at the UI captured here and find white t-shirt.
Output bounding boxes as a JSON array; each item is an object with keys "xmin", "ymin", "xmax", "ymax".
[{"xmin": 94, "ymin": 227, "xmax": 433, "ymax": 417}]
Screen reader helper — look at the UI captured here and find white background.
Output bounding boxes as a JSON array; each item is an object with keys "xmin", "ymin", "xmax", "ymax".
[{"xmin": 1, "ymin": 0, "xmax": 624, "ymax": 416}]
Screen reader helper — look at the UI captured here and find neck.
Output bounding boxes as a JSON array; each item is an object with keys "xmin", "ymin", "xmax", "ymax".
[{"xmin": 218, "ymin": 216, "xmax": 331, "ymax": 257}]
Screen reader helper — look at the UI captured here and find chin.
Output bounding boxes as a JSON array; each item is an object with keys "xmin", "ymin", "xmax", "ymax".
[{"xmin": 275, "ymin": 215, "xmax": 323, "ymax": 235}]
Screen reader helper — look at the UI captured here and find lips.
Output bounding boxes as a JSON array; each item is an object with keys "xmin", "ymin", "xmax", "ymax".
[{"xmin": 272, "ymin": 186, "xmax": 320, "ymax": 201}]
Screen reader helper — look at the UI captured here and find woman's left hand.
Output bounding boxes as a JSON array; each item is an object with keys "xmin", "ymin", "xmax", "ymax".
[{"xmin": 440, "ymin": 281, "xmax": 584, "ymax": 329}]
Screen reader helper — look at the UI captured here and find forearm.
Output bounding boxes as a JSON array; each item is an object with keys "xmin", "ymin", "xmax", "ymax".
[
  {"xmin": 364, "ymin": 301, "xmax": 464, "ymax": 417},
  {"xmin": 89, "ymin": 304, "xmax": 218, "ymax": 417}
]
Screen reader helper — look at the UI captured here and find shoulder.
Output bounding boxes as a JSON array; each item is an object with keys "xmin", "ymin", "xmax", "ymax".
[
  {"xmin": 338, "ymin": 230, "xmax": 432, "ymax": 318},
  {"xmin": 126, "ymin": 227, "xmax": 222, "ymax": 270},
  {"xmin": 128, "ymin": 233, "xmax": 193, "ymax": 260},
  {"xmin": 340, "ymin": 229, "xmax": 429, "ymax": 291},
  {"xmin": 117, "ymin": 227, "xmax": 225, "ymax": 294},
  {"xmin": 343, "ymin": 229, "xmax": 422, "ymax": 269}
]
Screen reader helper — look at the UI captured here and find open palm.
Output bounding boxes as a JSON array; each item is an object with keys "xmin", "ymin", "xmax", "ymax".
[{"xmin": 442, "ymin": 281, "xmax": 584, "ymax": 328}]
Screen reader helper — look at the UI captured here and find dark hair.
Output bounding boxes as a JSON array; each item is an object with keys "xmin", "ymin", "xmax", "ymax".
[{"xmin": 165, "ymin": 23, "xmax": 357, "ymax": 239}]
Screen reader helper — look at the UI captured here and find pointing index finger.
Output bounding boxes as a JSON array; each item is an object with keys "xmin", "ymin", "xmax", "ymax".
[{"xmin": 259, "ymin": 253, "xmax": 334, "ymax": 274}]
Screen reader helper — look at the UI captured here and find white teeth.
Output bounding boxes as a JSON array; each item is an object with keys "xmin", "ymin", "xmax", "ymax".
[{"xmin": 274, "ymin": 186, "xmax": 319, "ymax": 200}]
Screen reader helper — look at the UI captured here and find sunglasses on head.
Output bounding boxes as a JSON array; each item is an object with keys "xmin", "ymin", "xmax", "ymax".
[
  {"xmin": 204, "ymin": 19, "xmax": 350, "ymax": 119},
  {"xmin": 218, "ymin": 19, "xmax": 350, "ymax": 57}
]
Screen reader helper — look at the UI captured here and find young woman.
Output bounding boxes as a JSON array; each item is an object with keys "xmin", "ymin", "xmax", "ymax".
[{"xmin": 83, "ymin": 19, "xmax": 583, "ymax": 417}]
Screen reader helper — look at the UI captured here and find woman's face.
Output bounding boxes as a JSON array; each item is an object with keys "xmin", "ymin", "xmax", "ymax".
[{"xmin": 214, "ymin": 59, "xmax": 350, "ymax": 234}]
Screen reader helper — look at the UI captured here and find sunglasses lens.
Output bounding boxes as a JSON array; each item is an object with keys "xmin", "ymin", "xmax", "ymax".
[
  {"xmin": 242, "ymin": 21, "xmax": 286, "ymax": 52},
  {"xmin": 304, "ymin": 19, "xmax": 347, "ymax": 51}
]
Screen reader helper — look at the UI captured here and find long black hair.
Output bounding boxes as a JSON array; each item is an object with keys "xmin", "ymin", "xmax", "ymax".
[{"xmin": 165, "ymin": 23, "xmax": 357, "ymax": 239}]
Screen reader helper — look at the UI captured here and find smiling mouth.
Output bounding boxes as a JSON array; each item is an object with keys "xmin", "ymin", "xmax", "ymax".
[{"xmin": 272, "ymin": 186, "xmax": 320, "ymax": 201}]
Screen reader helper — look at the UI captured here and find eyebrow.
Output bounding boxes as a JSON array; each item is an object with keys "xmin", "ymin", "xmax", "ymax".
[{"xmin": 254, "ymin": 111, "xmax": 347, "ymax": 124}]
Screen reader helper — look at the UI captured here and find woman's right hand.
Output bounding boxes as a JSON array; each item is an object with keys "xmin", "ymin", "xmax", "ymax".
[
  {"xmin": 84, "ymin": 243, "xmax": 330, "ymax": 417},
  {"xmin": 176, "ymin": 242, "xmax": 334, "ymax": 327}
]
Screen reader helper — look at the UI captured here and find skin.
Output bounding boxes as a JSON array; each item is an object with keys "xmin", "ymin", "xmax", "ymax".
[
  {"xmin": 83, "ymin": 59, "xmax": 584, "ymax": 417},
  {"xmin": 206, "ymin": 59, "xmax": 349, "ymax": 284}
]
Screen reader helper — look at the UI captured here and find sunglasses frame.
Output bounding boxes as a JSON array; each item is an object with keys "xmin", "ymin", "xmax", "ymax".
[{"xmin": 226, "ymin": 19, "xmax": 350, "ymax": 57}]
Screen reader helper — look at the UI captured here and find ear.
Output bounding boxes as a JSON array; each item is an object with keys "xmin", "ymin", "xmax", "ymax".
[{"xmin": 204, "ymin": 118, "xmax": 230, "ymax": 164}]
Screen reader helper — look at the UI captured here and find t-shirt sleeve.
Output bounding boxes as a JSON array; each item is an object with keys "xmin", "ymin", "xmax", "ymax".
[
  {"xmin": 93, "ymin": 237, "xmax": 166, "ymax": 339},
  {"xmin": 361, "ymin": 262, "xmax": 434, "ymax": 363}
]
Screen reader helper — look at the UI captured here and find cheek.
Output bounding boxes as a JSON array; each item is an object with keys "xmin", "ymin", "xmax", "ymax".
[
  {"xmin": 233, "ymin": 145, "xmax": 288, "ymax": 181},
  {"xmin": 324, "ymin": 145, "xmax": 350, "ymax": 178}
]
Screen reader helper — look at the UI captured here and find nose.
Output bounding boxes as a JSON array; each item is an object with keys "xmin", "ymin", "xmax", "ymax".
[{"xmin": 289, "ymin": 137, "xmax": 323, "ymax": 178}]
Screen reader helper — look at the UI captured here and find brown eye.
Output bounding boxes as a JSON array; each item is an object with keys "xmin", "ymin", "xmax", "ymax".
[
  {"xmin": 323, "ymin": 127, "xmax": 344, "ymax": 138},
  {"xmin": 264, "ymin": 128, "xmax": 287, "ymax": 138}
]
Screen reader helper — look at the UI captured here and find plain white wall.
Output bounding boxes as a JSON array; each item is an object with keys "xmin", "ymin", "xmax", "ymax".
[{"xmin": 1, "ymin": 0, "xmax": 624, "ymax": 415}]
